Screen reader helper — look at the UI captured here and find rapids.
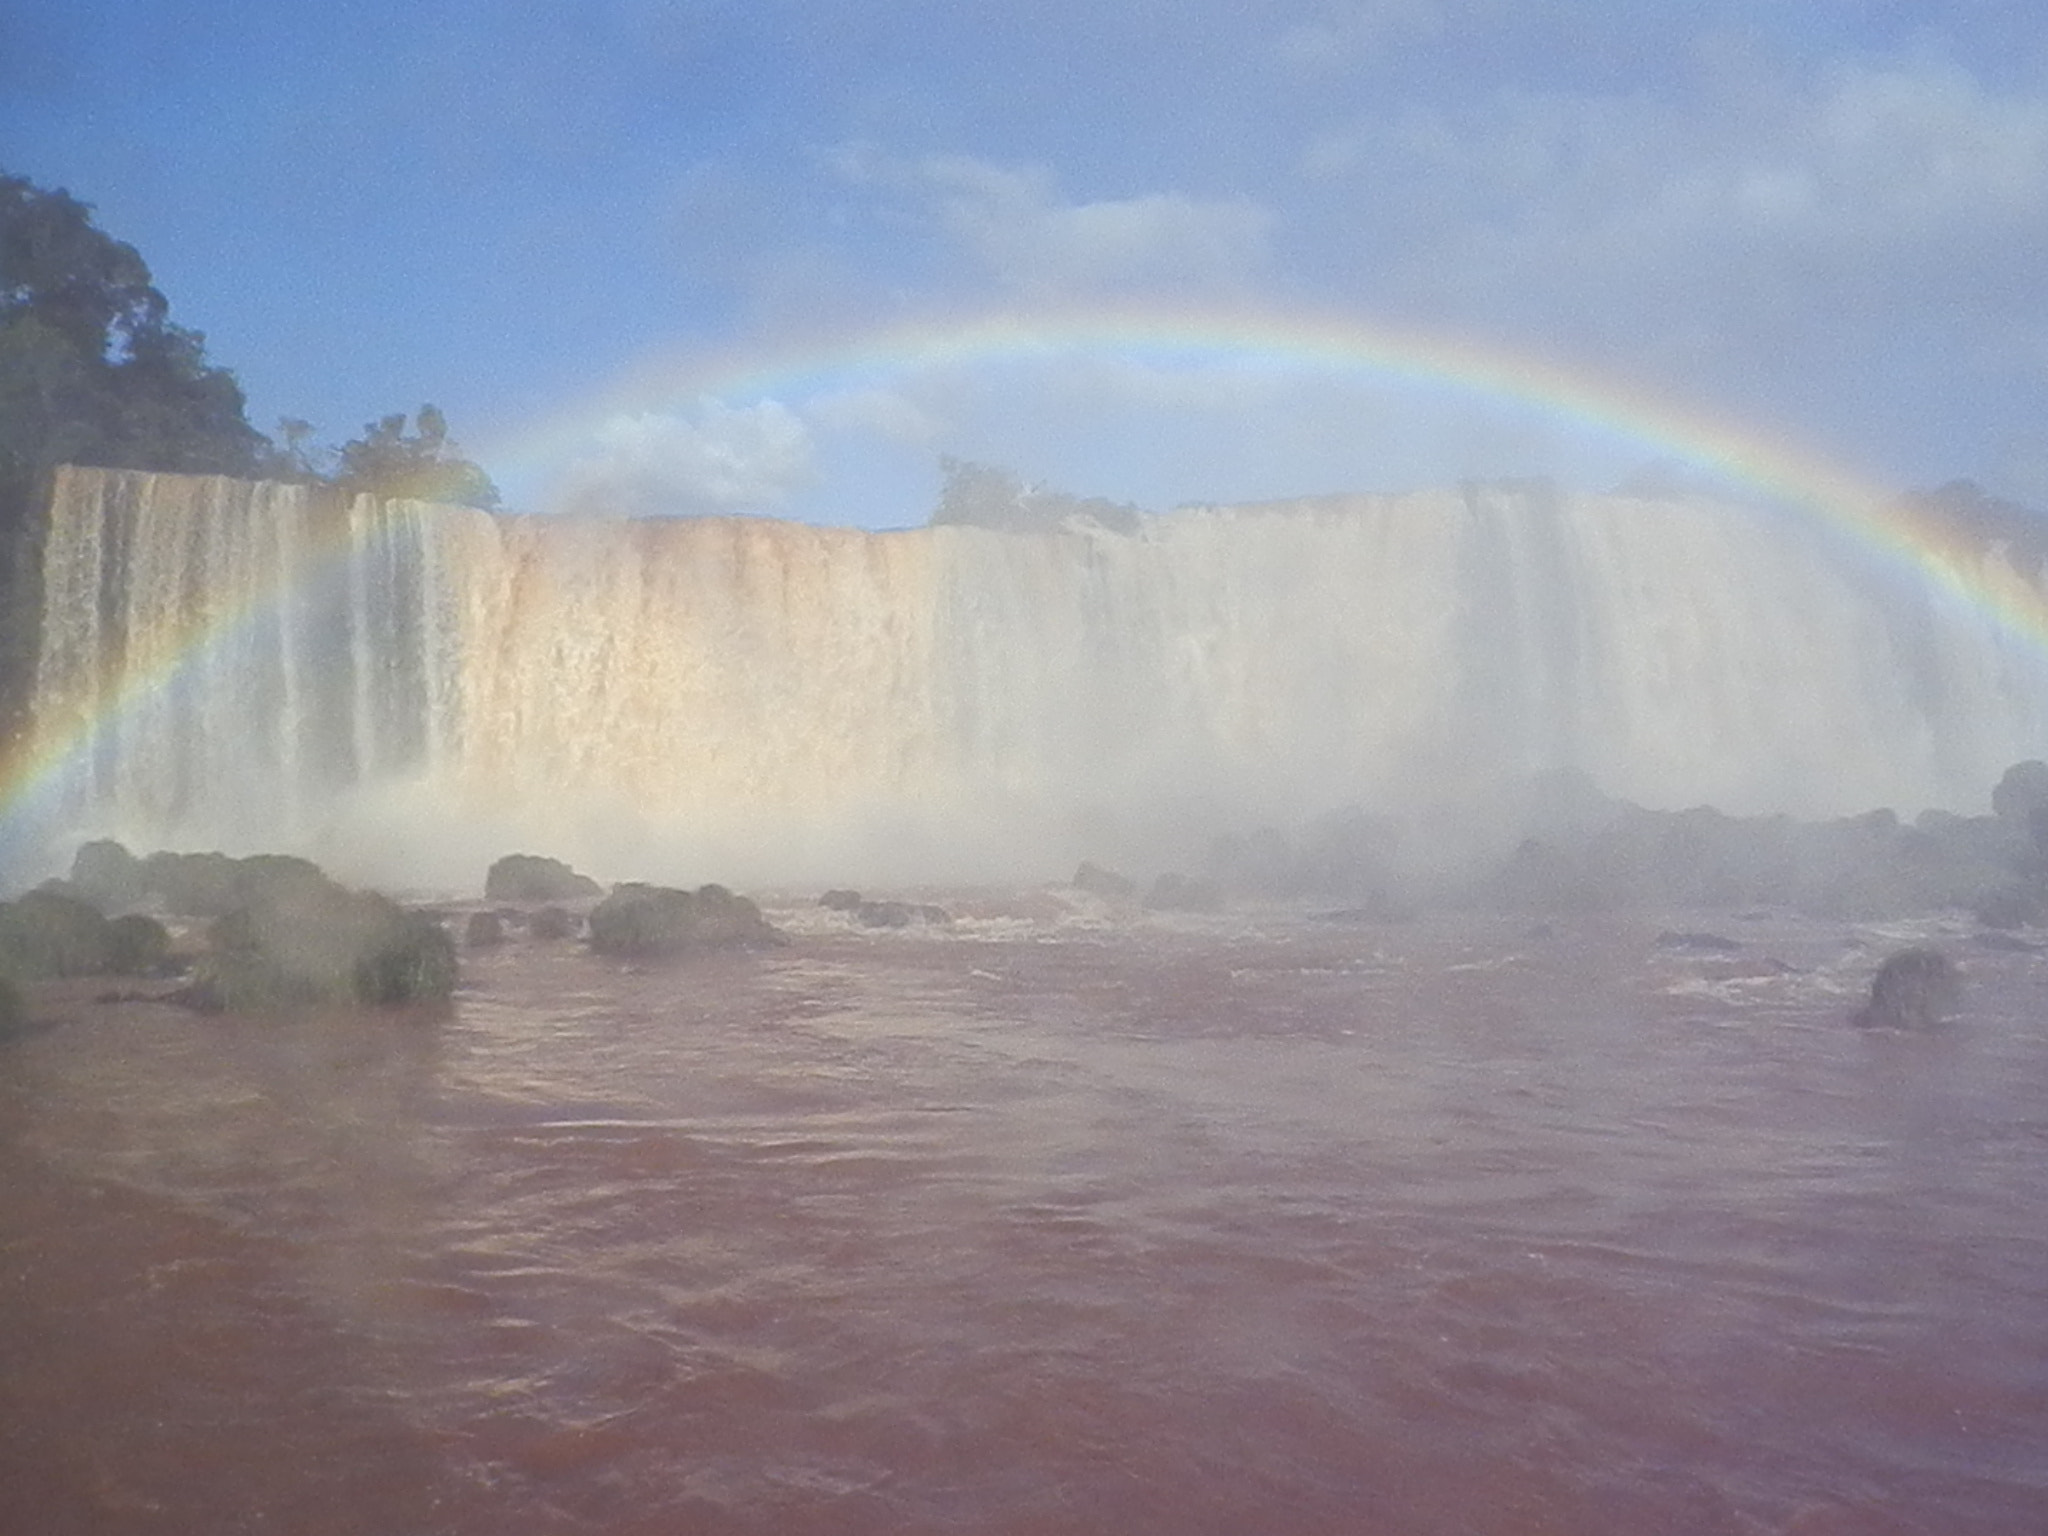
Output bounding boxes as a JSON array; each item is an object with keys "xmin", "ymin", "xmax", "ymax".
[
  {"xmin": 22, "ymin": 468, "xmax": 2048, "ymax": 888},
  {"xmin": 3, "ymin": 901, "xmax": 2045, "ymax": 1533}
]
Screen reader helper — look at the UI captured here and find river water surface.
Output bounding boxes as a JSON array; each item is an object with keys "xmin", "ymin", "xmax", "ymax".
[{"xmin": 3, "ymin": 901, "xmax": 2045, "ymax": 1534}]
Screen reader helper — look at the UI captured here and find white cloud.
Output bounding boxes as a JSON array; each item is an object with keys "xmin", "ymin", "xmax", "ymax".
[
  {"xmin": 1304, "ymin": 55, "xmax": 2048, "ymax": 372},
  {"xmin": 549, "ymin": 399, "xmax": 816, "ymax": 517},
  {"xmin": 801, "ymin": 385, "xmax": 938, "ymax": 444},
  {"xmin": 833, "ymin": 148, "xmax": 1273, "ymax": 300}
]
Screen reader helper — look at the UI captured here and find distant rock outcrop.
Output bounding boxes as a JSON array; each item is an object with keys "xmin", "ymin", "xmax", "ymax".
[
  {"xmin": 1073, "ymin": 863, "xmax": 1137, "ymax": 901},
  {"xmin": 1144, "ymin": 872, "xmax": 1223, "ymax": 913},
  {"xmin": 587, "ymin": 883, "xmax": 783, "ymax": 957},
  {"xmin": 484, "ymin": 854, "xmax": 603, "ymax": 903},
  {"xmin": 1853, "ymin": 948, "xmax": 1961, "ymax": 1030}
]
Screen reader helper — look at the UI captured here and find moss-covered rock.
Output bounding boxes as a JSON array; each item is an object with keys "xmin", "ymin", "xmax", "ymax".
[
  {"xmin": 70, "ymin": 838, "xmax": 148, "ymax": 909},
  {"xmin": 105, "ymin": 912, "xmax": 172, "ymax": 975},
  {"xmin": 198, "ymin": 877, "xmax": 456, "ymax": 1013},
  {"xmin": 588, "ymin": 882, "xmax": 782, "ymax": 957},
  {"xmin": 0, "ymin": 888, "xmax": 114, "ymax": 978}
]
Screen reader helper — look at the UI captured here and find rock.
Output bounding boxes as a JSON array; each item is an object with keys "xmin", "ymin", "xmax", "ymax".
[
  {"xmin": 105, "ymin": 912, "xmax": 172, "ymax": 975},
  {"xmin": 818, "ymin": 889, "xmax": 864, "ymax": 911},
  {"xmin": 484, "ymin": 854, "xmax": 602, "ymax": 903},
  {"xmin": 139, "ymin": 850, "xmax": 329, "ymax": 918},
  {"xmin": 1143, "ymin": 872, "xmax": 1222, "ymax": 913},
  {"xmin": 1991, "ymin": 760, "xmax": 2048, "ymax": 825},
  {"xmin": 69, "ymin": 838, "xmax": 147, "ymax": 909},
  {"xmin": 0, "ymin": 888, "xmax": 114, "ymax": 978},
  {"xmin": 200, "ymin": 877, "xmax": 457, "ymax": 1013},
  {"xmin": 1654, "ymin": 930, "xmax": 1742, "ymax": 952},
  {"xmin": 1073, "ymin": 862, "xmax": 1137, "ymax": 901},
  {"xmin": 528, "ymin": 906, "xmax": 578, "ymax": 940},
  {"xmin": 1971, "ymin": 887, "xmax": 2043, "ymax": 930},
  {"xmin": 0, "ymin": 975, "xmax": 24, "ymax": 1040},
  {"xmin": 853, "ymin": 900, "xmax": 951, "ymax": 928},
  {"xmin": 1853, "ymin": 948, "xmax": 1960, "ymax": 1029},
  {"xmin": 587, "ymin": 883, "xmax": 783, "ymax": 957},
  {"xmin": 465, "ymin": 910, "xmax": 508, "ymax": 947}
]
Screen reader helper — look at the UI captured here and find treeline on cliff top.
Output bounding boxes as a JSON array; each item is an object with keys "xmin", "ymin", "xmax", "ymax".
[{"xmin": 0, "ymin": 168, "xmax": 501, "ymax": 746}]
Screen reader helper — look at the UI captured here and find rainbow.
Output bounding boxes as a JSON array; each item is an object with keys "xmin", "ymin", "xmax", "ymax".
[
  {"xmin": 0, "ymin": 470, "xmax": 381, "ymax": 856},
  {"xmin": 5, "ymin": 302, "xmax": 2047, "ymax": 868},
  {"xmin": 484, "ymin": 300, "xmax": 2048, "ymax": 638}
]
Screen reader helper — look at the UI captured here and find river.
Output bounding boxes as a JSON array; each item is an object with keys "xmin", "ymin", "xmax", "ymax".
[{"xmin": 3, "ymin": 899, "xmax": 2044, "ymax": 1534}]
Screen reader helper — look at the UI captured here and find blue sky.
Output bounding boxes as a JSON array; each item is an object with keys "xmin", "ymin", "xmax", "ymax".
[{"xmin": 6, "ymin": 1, "xmax": 2047, "ymax": 526}]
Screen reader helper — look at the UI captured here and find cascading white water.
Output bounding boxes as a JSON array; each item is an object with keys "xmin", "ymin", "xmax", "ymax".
[{"xmin": 22, "ymin": 466, "xmax": 2048, "ymax": 887}]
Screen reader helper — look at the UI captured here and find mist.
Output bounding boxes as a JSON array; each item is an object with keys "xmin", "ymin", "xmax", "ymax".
[{"xmin": 19, "ymin": 464, "xmax": 2048, "ymax": 897}]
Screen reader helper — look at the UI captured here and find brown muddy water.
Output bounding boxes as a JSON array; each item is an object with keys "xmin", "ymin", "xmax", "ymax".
[{"xmin": 3, "ymin": 901, "xmax": 2045, "ymax": 1535}]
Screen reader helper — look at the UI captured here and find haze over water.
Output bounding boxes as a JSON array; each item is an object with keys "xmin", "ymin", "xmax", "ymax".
[{"xmin": 5, "ymin": 899, "xmax": 2046, "ymax": 1533}]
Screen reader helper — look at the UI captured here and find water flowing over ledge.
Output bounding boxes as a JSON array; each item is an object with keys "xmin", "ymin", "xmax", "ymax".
[{"xmin": 20, "ymin": 467, "xmax": 2048, "ymax": 888}]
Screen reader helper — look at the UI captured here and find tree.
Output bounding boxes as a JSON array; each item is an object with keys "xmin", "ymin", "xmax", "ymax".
[
  {"xmin": 332, "ymin": 404, "xmax": 499, "ymax": 509},
  {"xmin": 1, "ymin": 170, "xmax": 267, "ymax": 481}
]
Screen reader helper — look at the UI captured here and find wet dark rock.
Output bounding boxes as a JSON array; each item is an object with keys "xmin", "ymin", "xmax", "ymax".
[
  {"xmin": 1144, "ymin": 872, "xmax": 1223, "ymax": 913},
  {"xmin": 69, "ymin": 838, "xmax": 148, "ymax": 909},
  {"xmin": 1970, "ymin": 887, "xmax": 2043, "ymax": 930},
  {"xmin": 1991, "ymin": 760, "xmax": 2048, "ymax": 826},
  {"xmin": 528, "ymin": 906, "xmax": 578, "ymax": 941},
  {"xmin": 464, "ymin": 910, "xmax": 508, "ymax": 947},
  {"xmin": 0, "ymin": 976, "xmax": 23, "ymax": 1040},
  {"xmin": 1853, "ymin": 948, "xmax": 1960, "ymax": 1030},
  {"xmin": 0, "ymin": 888, "xmax": 114, "ymax": 978},
  {"xmin": 139, "ymin": 850, "xmax": 330, "ymax": 918},
  {"xmin": 854, "ymin": 900, "xmax": 951, "ymax": 928},
  {"xmin": 1073, "ymin": 863, "xmax": 1136, "ymax": 901},
  {"xmin": 1654, "ymin": 930, "xmax": 1742, "ymax": 952},
  {"xmin": 105, "ymin": 912, "xmax": 172, "ymax": 975},
  {"xmin": 819, "ymin": 889, "xmax": 864, "ymax": 911},
  {"xmin": 201, "ymin": 878, "xmax": 458, "ymax": 1013},
  {"xmin": 484, "ymin": 854, "xmax": 602, "ymax": 904},
  {"xmin": 588, "ymin": 883, "xmax": 783, "ymax": 957}
]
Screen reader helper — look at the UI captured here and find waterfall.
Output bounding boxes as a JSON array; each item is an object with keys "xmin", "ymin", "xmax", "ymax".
[{"xmin": 19, "ymin": 466, "xmax": 2048, "ymax": 887}]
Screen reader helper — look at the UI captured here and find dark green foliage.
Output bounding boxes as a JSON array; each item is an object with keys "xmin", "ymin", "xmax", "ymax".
[
  {"xmin": 0, "ymin": 887, "xmax": 113, "ymax": 977},
  {"xmin": 1, "ymin": 172, "xmax": 267, "ymax": 485},
  {"xmin": 484, "ymin": 853, "xmax": 601, "ymax": 903},
  {"xmin": 201, "ymin": 876, "xmax": 455, "ymax": 1013},
  {"xmin": 931, "ymin": 456, "xmax": 1140, "ymax": 534},
  {"xmin": 104, "ymin": 912, "xmax": 171, "ymax": 975},
  {"xmin": 334, "ymin": 406, "xmax": 499, "ymax": 509},
  {"xmin": 587, "ymin": 882, "xmax": 783, "ymax": 957}
]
